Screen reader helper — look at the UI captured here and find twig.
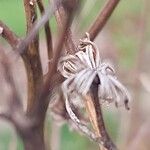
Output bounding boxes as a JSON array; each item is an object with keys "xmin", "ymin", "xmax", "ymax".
[
  {"xmin": 53, "ymin": 0, "xmax": 77, "ymax": 54},
  {"xmin": 90, "ymin": 81, "xmax": 117, "ymax": 150},
  {"xmin": 85, "ymin": 0, "xmax": 120, "ymax": 41},
  {"xmin": 30, "ymin": 5, "xmax": 76, "ymax": 126},
  {"xmin": 28, "ymin": 0, "xmax": 80, "ymax": 125},
  {"xmin": 0, "ymin": 21, "xmax": 19, "ymax": 49},
  {"xmin": 83, "ymin": 76, "xmax": 117, "ymax": 150},
  {"xmin": 37, "ymin": 0, "xmax": 53, "ymax": 60},
  {"xmin": 17, "ymin": 0, "xmax": 61, "ymax": 55}
]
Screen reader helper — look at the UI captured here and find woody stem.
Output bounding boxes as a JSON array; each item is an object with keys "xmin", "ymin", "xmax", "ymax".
[{"xmin": 90, "ymin": 77, "xmax": 117, "ymax": 150}]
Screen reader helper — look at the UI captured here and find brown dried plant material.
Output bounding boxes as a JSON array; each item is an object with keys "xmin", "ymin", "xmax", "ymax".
[
  {"xmin": 59, "ymin": 33, "xmax": 130, "ymax": 109},
  {"xmin": 53, "ymin": 0, "xmax": 76, "ymax": 54},
  {"xmin": 58, "ymin": 33, "xmax": 130, "ymax": 150},
  {"xmin": 83, "ymin": 94, "xmax": 107, "ymax": 150}
]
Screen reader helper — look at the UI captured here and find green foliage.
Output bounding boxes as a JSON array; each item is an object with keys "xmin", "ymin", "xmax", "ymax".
[{"xmin": 0, "ymin": 0, "xmax": 25, "ymax": 36}]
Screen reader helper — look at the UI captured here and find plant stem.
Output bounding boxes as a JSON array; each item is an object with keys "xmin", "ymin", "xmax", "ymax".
[
  {"xmin": 86, "ymin": 0, "xmax": 120, "ymax": 41},
  {"xmin": 37, "ymin": 0, "xmax": 53, "ymax": 60},
  {"xmin": 54, "ymin": 0, "xmax": 76, "ymax": 54},
  {"xmin": 91, "ymin": 80, "xmax": 117, "ymax": 150},
  {"xmin": 84, "ymin": 76, "xmax": 117, "ymax": 150},
  {"xmin": 0, "ymin": 21, "xmax": 19, "ymax": 49}
]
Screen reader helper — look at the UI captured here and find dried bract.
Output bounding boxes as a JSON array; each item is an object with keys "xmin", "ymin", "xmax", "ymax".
[
  {"xmin": 57, "ymin": 33, "xmax": 130, "ymax": 142},
  {"xmin": 58, "ymin": 33, "xmax": 130, "ymax": 110}
]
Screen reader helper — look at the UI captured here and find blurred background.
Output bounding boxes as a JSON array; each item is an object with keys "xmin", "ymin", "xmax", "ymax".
[{"xmin": 0, "ymin": 0, "xmax": 150, "ymax": 150}]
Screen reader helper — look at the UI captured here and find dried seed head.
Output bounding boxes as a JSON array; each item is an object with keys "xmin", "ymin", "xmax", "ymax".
[
  {"xmin": 57, "ymin": 33, "xmax": 130, "ymax": 142},
  {"xmin": 58, "ymin": 33, "xmax": 130, "ymax": 110}
]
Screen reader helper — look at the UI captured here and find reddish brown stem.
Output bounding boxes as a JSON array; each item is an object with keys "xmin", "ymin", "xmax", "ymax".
[
  {"xmin": 31, "ymin": 12, "xmax": 74, "ymax": 125},
  {"xmin": 86, "ymin": 0, "xmax": 120, "ymax": 41},
  {"xmin": 37, "ymin": 0, "xmax": 53, "ymax": 60},
  {"xmin": 0, "ymin": 21, "xmax": 19, "ymax": 49},
  {"xmin": 54, "ymin": 0, "xmax": 77, "ymax": 54},
  {"xmin": 91, "ymin": 80, "xmax": 117, "ymax": 150},
  {"xmin": 29, "ymin": 1, "xmax": 79, "ymax": 131}
]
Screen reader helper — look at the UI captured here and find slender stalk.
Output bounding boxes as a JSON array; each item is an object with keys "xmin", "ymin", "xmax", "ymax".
[
  {"xmin": 37, "ymin": 0, "xmax": 53, "ymax": 60},
  {"xmin": 53, "ymin": 0, "xmax": 77, "ymax": 54},
  {"xmin": 17, "ymin": 0, "xmax": 60, "ymax": 55},
  {"xmin": 92, "ymin": 82, "xmax": 117, "ymax": 150},
  {"xmin": 83, "ymin": 77, "xmax": 117, "ymax": 150},
  {"xmin": 85, "ymin": 0, "xmax": 120, "ymax": 41},
  {"xmin": 0, "ymin": 21, "xmax": 19, "ymax": 49}
]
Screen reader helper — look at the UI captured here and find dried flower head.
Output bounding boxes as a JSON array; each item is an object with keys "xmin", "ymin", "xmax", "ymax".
[
  {"xmin": 57, "ymin": 33, "xmax": 130, "ymax": 142},
  {"xmin": 58, "ymin": 33, "xmax": 130, "ymax": 110}
]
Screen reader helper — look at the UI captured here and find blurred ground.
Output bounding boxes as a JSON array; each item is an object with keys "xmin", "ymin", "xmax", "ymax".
[{"xmin": 0, "ymin": 0, "xmax": 150, "ymax": 150}]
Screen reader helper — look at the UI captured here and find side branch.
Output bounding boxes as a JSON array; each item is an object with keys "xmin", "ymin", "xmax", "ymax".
[
  {"xmin": 17, "ymin": 0, "xmax": 60, "ymax": 55},
  {"xmin": 54, "ymin": 0, "xmax": 77, "ymax": 53},
  {"xmin": 86, "ymin": 0, "xmax": 120, "ymax": 41},
  {"xmin": 31, "ymin": 1, "xmax": 79, "ymax": 126},
  {"xmin": 0, "ymin": 21, "xmax": 19, "ymax": 49},
  {"xmin": 37, "ymin": 0, "xmax": 53, "ymax": 60},
  {"xmin": 90, "ymin": 81, "xmax": 117, "ymax": 150}
]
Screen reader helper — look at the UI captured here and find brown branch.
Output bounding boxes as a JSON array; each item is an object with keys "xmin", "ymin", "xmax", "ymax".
[
  {"xmin": 0, "ymin": 21, "xmax": 19, "ymax": 49},
  {"xmin": 90, "ymin": 79, "xmax": 117, "ymax": 150},
  {"xmin": 37, "ymin": 0, "xmax": 53, "ymax": 60},
  {"xmin": 83, "ymin": 76, "xmax": 117, "ymax": 150},
  {"xmin": 86, "ymin": 0, "xmax": 120, "ymax": 41},
  {"xmin": 29, "ymin": 1, "xmax": 79, "ymax": 129},
  {"xmin": 12, "ymin": 1, "xmax": 61, "ymax": 115},
  {"xmin": 32, "ymin": 12, "xmax": 73, "ymax": 124},
  {"xmin": 54, "ymin": 0, "xmax": 77, "ymax": 54},
  {"xmin": 17, "ymin": 0, "xmax": 60, "ymax": 55},
  {"xmin": 23, "ymin": 0, "xmax": 43, "ymax": 113}
]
